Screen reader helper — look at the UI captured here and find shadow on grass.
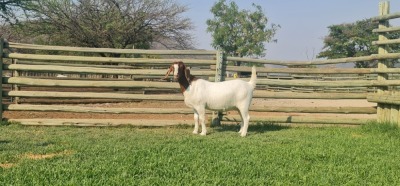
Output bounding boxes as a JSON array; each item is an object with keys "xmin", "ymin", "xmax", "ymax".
[
  {"xmin": 0, "ymin": 140, "xmax": 11, "ymax": 144},
  {"xmin": 213, "ymin": 121, "xmax": 290, "ymax": 134}
]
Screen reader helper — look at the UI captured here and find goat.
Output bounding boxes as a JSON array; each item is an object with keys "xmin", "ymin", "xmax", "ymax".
[{"xmin": 164, "ymin": 62, "xmax": 257, "ymax": 137}]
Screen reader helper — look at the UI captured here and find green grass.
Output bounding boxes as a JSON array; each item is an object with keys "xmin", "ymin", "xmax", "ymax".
[{"xmin": 1, "ymin": 122, "xmax": 400, "ymax": 185}]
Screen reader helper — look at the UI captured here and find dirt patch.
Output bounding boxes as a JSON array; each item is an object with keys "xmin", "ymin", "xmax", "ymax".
[
  {"xmin": 0, "ymin": 163, "xmax": 15, "ymax": 169},
  {"xmin": 22, "ymin": 150, "xmax": 75, "ymax": 160}
]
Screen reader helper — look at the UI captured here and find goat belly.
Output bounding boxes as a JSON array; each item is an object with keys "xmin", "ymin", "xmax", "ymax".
[{"xmin": 205, "ymin": 104, "xmax": 236, "ymax": 111}]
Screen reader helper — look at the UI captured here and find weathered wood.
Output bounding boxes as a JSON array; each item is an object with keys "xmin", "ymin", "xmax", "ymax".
[
  {"xmin": 222, "ymin": 115, "xmax": 372, "ymax": 125},
  {"xmin": 369, "ymin": 11, "xmax": 400, "ymax": 22},
  {"xmin": 8, "ymin": 119, "xmax": 192, "ymax": 127},
  {"xmin": 4, "ymin": 53, "xmax": 216, "ymax": 65},
  {"xmin": 3, "ymin": 77, "xmax": 180, "ymax": 89},
  {"xmin": 373, "ymin": 26, "xmax": 400, "ymax": 33},
  {"xmin": 227, "ymin": 55, "xmax": 377, "ymax": 66},
  {"xmin": 9, "ymin": 115, "xmax": 373, "ymax": 127},
  {"xmin": 390, "ymin": 105, "xmax": 399, "ymax": 123},
  {"xmin": 3, "ymin": 90, "xmax": 366, "ymax": 100},
  {"xmin": 248, "ymin": 79, "xmax": 400, "ymax": 87},
  {"xmin": 367, "ymin": 93, "xmax": 400, "ymax": 105},
  {"xmin": 253, "ymin": 91, "xmax": 367, "ymax": 99},
  {"xmin": 226, "ymin": 53, "xmax": 400, "ymax": 67},
  {"xmin": 377, "ymin": 1, "xmax": 390, "ymax": 123},
  {"xmin": 4, "ymin": 64, "xmax": 215, "ymax": 76},
  {"xmin": 11, "ymin": 59, "xmax": 20, "ymax": 104},
  {"xmin": 211, "ymin": 65, "xmax": 373, "ymax": 74},
  {"xmin": 212, "ymin": 50, "xmax": 225, "ymax": 126},
  {"xmin": 4, "ymin": 90, "xmax": 184, "ymax": 101},
  {"xmin": 372, "ymin": 38, "xmax": 400, "ymax": 45},
  {"xmin": 8, "ymin": 42, "xmax": 217, "ymax": 55},
  {"xmin": 4, "ymin": 104, "xmax": 195, "ymax": 114},
  {"xmin": 214, "ymin": 65, "xmax": 400, "ymax": 74},
  {"xmin": 250, "ymin": 106, "xmax": 376, "ymax": 114}
]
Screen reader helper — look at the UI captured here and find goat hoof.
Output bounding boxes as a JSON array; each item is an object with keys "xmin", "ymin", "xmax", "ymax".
[
  {"xmin": 192, "ymin": 131, "xmax": 199, "ymax": 134},
  {"xmin": 240, "ymin": 133, "xmax": 247, "ymax": 137},
  {"xmin": 200, "ymin": 132, "xmax": 207, "ymax": 136}
]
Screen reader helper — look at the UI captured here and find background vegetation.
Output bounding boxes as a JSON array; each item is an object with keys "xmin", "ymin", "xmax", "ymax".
[{"xmin": 318, "ymin": 19, "xmax": 400, "ymax": 68}]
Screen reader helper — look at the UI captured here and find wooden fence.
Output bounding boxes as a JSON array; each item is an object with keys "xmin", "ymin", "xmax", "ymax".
[
  {"xmin": 366, "ymin": 1, "xmax": 400, "ymax": 125},
  {"xmin": 0, "ymin": 40, "xmax": 379, "ymax": 126},
  {"xmin": 0, "ymin": 1, "xmax": 399, "ymax": 127}
]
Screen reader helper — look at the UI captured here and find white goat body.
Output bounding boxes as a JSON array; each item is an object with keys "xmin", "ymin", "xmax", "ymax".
[
  {"xmin": 183, "ymin": 79, "xmax": 255, "ymax": 112},
  {"xmin": 165, "ymin": 62, "xmax": 256, "ymax": 137}
]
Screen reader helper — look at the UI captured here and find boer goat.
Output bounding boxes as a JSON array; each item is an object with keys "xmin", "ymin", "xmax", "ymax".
[{"xmin": 164, "ymin": 62, "xmax": 256, "ymax": 137}]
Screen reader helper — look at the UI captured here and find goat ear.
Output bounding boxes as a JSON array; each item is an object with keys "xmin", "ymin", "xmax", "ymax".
[
  {"xmin": 185, "ymin": 67, "xmax": 191, "ymax": 82},
  {"xmin": 163, "ymin": 64, "xmax": 174, "ymax": 80}
]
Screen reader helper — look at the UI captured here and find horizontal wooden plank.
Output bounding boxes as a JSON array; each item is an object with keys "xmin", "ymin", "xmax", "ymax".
[
  {"xmin": 4, "ymin": 104, "xmax": 196, "ymax": 114},
  {"xmin": 367, "ymin": 93, "xmax": 400, "ymax": 105},
  {"xmin": 7, "ymin": 42, "xmax": 217, "ymax": 55},
  {"xmin": 369, "ymin": 12, "xmax": 400, "ymax": 22},
  {"xmin": 3, "ymin": 77, "xmax": 180, "ymax": 89},
  {"xmin": 223, "ymin": 115, "xmax": 373, "ymax": 125},
  {"xmin": 256, "ymin": 79, "xmax": 400, "ymax": 87},
  {"xmin": 9, "ymin": 116, "xmax": 374, "ymax": 126},
  {"xmin": 250, "ymin": 106, "xmax": 376, "ymax": 114},
  {"xmin": 227, "ymin": 53, "xmax": 400, "ymax": 66},
  {"xmin": 4, "ymin": 53, "xmax": 216, "ymax": 65},
  {"xmin": 4, "ymin": 64, "xmax": 215, "ymax": 76},
  {"xmin": 4, "ymin": 91, "xmax": 184, "ymax": 100},
  {"xmin": 226, "ymin": 55, "xmax": 376, "ymax": 66},
  {"xmin": 8, "ymin": 119, "xmax": 192, "ymax": 127},
  {"xmin": 211, "ymin": 65, "xmax": 372, "ymax": 74},
  {"xmin": 373, "ymin": 26, "xmax": 400, "ymax": 33},
  {"xmin": 3, "ymin": 103, "xmax": 375, "ymax": 114},
  {"xmin": 254, "ymin": 91, "xmax": 366, "ymax": 99},
  {"xmin": 212, "ymin": 65, "xmax": 400, "ymax": 74},
  {"xmin": 372, "ymin": 38, "xmax": 400, "ymax": 45},
  {"xmin": 4, "ymin": 90, "xmax": 366, "ymax": 100}
]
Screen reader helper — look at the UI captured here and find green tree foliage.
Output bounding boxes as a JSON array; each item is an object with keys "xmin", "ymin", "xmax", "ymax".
[
  {"xmin": 11, "ymin": 0, "xmax": 194, "ymax": 52},
  {"xmin": 318, "ymin": 19, "xmax": 400, "ymax": 68},
  {"xmin": 206, "ymin": 0, "xmax": 278, "ymax": 59}
]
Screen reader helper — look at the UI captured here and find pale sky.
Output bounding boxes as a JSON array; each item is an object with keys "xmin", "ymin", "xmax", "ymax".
[{"xmin": 177, "ymin": 0, "xmax": 400, "ymax": 61}]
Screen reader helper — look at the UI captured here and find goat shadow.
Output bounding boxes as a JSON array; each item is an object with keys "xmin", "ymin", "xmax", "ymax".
[{"xmin": 213, "ymin": 121, "xmax": 290, "ymax": 134}]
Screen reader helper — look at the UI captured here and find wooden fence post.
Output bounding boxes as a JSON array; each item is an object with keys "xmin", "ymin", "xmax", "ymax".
[
  {"xmin": 0, "ymin": 38, "xmax": 4, "ymax": 121},
  {"xmin": 377, "ymin": 1, "xmax": 390, "ymax": 123},
  {"xmin": 11, "ymin": 59, "xmax": 20, "ymax": 104},
  {"xmin": 212, "ymin": 50, "xmax": 226, "ymax": 126}
]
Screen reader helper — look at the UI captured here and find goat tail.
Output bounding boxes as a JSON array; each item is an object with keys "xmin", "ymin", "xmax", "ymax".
[{"xmin": 248, "ymin": 66, "xmax": 257, "ymax": 89}]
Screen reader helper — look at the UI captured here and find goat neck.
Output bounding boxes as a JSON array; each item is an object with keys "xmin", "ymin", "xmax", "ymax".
[
  {"xmin": 177, "ymin": 73, "xmax": 197, "ymax": 93},
  {"xmin": 177, "ymin": 73, "xmax": 190, "ymax": 93}
]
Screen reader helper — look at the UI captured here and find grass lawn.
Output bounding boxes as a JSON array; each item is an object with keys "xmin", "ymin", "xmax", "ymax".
[{"xmin": 1, "ymin": 122, "xmax": 400, "ymax": 185}]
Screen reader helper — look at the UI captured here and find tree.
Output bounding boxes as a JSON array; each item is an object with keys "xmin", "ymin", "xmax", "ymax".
[
  {"xmin": 206, "ymin": 0, "xmax": 278, "ymax": 60},
  {"xmin": 0, "ymin": 0, "xmax": 34, "ymax": 24},
  {"xmin": 318, "ymin": 19, "xmax": 400, "ymax": 68},
  {"xmin": 13, "ymin": 0, "xmax": 194, "ymax": 52}
]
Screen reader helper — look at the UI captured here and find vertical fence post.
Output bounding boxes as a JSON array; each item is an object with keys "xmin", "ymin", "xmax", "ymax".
[
  {"xmin": 12, "ymin": 59, "xmax": 20, "ymax": 104},
  {"xmin": 377, "ymin": 1, "xmax": 390, "ymax": 123},
  {"xmin": 212, "ymin": 50, "xmax": 226, "ymax": 126},
  {"xmin": 0, "ymin": 38, "xmax": 4, "ymax": 121}
]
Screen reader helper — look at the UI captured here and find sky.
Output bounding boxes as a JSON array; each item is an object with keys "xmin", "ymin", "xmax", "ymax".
[{"xmin": 177, "ymin": 0, "xmax": 400, "ymax": 61}]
